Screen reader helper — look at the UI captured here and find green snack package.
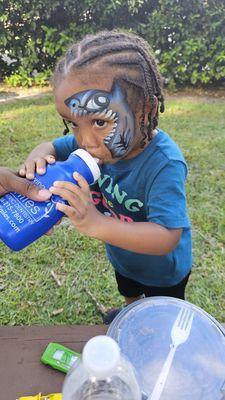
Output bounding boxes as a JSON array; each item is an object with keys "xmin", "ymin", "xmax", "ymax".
[{"xmin": 41, "ymin": 342, "xmax": 80, "ymax": 373}]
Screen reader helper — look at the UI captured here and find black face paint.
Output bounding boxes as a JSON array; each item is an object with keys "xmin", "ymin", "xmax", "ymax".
[{"xmin": 64, "ymin": 83, "xmax": 135, "ymax": 158}]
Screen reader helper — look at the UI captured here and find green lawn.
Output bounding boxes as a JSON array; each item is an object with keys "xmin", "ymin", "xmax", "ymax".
[{"xmin": 0, "ymin": 93, "xmax": 224, "ymax": 325}]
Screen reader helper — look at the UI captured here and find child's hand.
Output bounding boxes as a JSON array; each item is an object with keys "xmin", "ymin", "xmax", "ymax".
[
  {"xmin": 19, "ymin": 142, "xmax": 56, "ymax": 180},
  {"xmin": 19, "ymin": 154, "xmax": 56, "ymax": 180},
  {"xmin": 49, "ymin": 172, "xmax": 102, "ymax": 237}
]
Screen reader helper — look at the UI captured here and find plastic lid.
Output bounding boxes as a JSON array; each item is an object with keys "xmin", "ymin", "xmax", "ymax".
[
  {"xmin": 82, "ymin": 335, "xmax": 120, "ymax": 378},
  {"xmin": 107, "ymin": 297, "xmax": 225, "ymax": 400},
  {"xmin": 72, "ymin": 149, "xmax": 100, "ymax": 182}
]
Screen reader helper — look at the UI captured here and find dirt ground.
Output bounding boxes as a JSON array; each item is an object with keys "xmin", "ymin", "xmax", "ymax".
[
  {"xmin": 1, "ymin": 83, "xmax": 225, "ymax": 103},
  {"xmin": 166, "ymin": 86, "xmax": 225, "ymax": 103},
  {"xmin": 0, "ymin": 84, "xmax": 52, "ymax": 102}
]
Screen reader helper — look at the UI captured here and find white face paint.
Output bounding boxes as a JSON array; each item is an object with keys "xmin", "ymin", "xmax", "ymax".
[{"xmin": 64, "ymin": 82, "xmax": 136, "ymax": 158}]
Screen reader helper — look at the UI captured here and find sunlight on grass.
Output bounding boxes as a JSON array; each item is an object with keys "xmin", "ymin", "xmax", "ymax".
[{"xmin": 0, "ymin": 94, "xmax": 224, "ymax": 325}]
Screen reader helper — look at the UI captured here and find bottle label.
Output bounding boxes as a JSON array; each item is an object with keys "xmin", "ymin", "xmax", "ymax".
[
  {"xmin": 0, "ymin": 176, "xmax": 61, "ymax": 234},
  {"xmin": 0, "ymin": 194, "xmax": 33, "ymax": 233},
  {"xmin": 0, "ymin": 192, "xmax": 57, "ymax": 232}
]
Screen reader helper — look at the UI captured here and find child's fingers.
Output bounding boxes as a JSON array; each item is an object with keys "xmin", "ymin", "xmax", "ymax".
[
  {"xmin": 50, "ymin": 186, "xmax": 85, "ymax": 215},
  {"xmin": 56, "ymin": 202, "xmax": 80, "ymax": 219},
  {"xmin": 24, "ymin": 160, "xmax": 36, "ymax": 180},
  {"xmin": 36, "ymin": 158, "xmax": 47, "ymax": 175},
  {"xmin": 52, "ymin": 180, "xmax": 91, "ymax": 203},
  {"xmin": 45, "ymin": 155, "xmax": 56, "ymax": 164},
  {"xmin": 19, "ymin": 155, "xmax": 55, "ymax": 179},
  {"xmin": 73, "ymin": 172, "xmax": 90, "ymax": 194},
  {"xmin": 36, "ymin": 154, "xmax": 55, "ymax": 175},
  {"xmin": 36, "ymin": 155, "xmax": 55, "ymax": 174},
  {"xmin": 19, "ymin": 164, "xmax": 26, "ymax": 177}
]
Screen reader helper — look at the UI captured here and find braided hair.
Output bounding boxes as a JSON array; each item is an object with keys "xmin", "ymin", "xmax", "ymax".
[{"xmin": 53, "ymin": 30, "xmax": 165, "ymax": 146}]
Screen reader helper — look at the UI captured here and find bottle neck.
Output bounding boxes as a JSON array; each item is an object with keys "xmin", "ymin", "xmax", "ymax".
[
  {"xmin": 82, "ymin": 336, "xmax": 120, "ymax": 379},
  {"xmin": 70, "ymin": 149, "xmax": 100, "ymax": 183}
]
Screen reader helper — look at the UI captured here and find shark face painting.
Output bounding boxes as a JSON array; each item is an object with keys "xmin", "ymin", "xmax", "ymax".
[{"xmin": 64, "ymin": 83, "xmax": 135, "ymax": 158}]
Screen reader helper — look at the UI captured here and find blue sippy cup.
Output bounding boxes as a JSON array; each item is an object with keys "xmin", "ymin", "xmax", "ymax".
[{"xmin": 0, "ymin": 149, "xmax": 100, "ymax": 251}]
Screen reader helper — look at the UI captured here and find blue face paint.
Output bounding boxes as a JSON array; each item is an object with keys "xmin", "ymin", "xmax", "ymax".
[{"xmin": 64, "ymin": 83, "xmax": 135, "ymax": 158}]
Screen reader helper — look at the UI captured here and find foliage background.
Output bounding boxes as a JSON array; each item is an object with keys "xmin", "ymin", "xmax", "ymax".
[{"xmin": 0, "ymin": 0, "xmax": 225, "ymax": 87}]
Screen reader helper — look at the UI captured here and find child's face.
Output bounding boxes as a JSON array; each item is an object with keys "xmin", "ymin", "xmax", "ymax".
[{"xmin": 54, "ymin": 72, "xmax": 145, "ymax": 164}]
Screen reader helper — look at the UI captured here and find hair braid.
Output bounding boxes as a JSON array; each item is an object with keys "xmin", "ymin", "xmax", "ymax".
[{"xmin": 109, "ymin": 53, "xmax": 160, "ymax": 141}]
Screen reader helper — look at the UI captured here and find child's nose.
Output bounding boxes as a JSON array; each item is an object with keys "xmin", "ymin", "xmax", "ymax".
[{"xmin": 80, "ymin": 129, "xmax": 98, "ymax": 150}]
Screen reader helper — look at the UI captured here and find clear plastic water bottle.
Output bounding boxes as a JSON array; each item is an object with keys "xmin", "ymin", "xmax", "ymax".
[
  {"xmin": 0, "ymin": 149, "xmax": 100, "ymax": 251},
  {"xmin": 62, "ymin": 335, "xmax": 141, "ymax": 400}
]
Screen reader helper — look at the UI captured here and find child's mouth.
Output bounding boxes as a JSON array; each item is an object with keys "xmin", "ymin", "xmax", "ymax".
[{"xmin": 93, "ymin": 156, "xmax": 103, "ymax": 166}]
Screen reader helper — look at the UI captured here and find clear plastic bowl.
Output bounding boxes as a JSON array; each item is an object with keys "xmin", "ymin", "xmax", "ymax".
[{"xmin": 107, "ymin": 296, "xmax": 225, "ymax": 400}]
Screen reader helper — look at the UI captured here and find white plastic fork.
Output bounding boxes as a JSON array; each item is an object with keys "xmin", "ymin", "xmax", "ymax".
[{"xmin": 148, "ymin": 307, "xmax": 194, "ymax": 400}]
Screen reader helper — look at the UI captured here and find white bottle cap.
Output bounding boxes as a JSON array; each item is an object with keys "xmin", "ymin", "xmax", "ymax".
[
  {"xmin": 72, "ymin": 149, "xmax": 100, "ymax": 182},
  {"xmin": 82, "ymin": 336, "xmax": 120, "ymax": 378}
]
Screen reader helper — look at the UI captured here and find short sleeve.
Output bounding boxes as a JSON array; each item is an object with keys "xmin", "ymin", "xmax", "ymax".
[
  {"xmin": 53, "ymin": 135, "xmax": 77, "ymax": 161},
  {"xmin": 147, "ymin": 160, "xmax": 190, "ymax": 229}
]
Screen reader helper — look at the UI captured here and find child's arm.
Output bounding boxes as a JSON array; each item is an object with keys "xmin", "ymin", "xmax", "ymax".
[
  {"xmin": 19, "ymin": 135, "xmax": 76, "ymax": 180},
  {"xmin": 92, "ymin": 215, "xmax": 181, "ymax": 255},
  {"xmin": 50, "ymin": 173, "xmax": 181, "ymax": 256},
  {"xmin": 19, "ymin": 142, "xmax": 56, "ymax": 179}
]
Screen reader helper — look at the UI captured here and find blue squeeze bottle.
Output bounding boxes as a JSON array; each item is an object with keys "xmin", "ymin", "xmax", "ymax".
[{"xmin": 0, "ymin": 149, "xmax": 100, "ymax": 251}]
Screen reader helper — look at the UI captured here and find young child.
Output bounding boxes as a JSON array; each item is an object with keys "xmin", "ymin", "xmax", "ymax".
[{"xmin": 19, "ymin": 30, "xmax": 192, "ymax": 324}]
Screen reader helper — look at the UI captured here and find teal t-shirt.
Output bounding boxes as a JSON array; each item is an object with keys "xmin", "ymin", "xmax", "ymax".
[{"xmin": 53, "ymin": 129, "xmax": 192, "ymax": 287}]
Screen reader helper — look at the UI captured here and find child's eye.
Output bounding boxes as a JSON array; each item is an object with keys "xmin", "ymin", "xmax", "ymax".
[
  {"xmin": 71, "ymin": 122, "xmax": 78, "ymax": 128},
  {"xmin": 93, "ymin": 119, "xmax": 107, "ymax": 128}
]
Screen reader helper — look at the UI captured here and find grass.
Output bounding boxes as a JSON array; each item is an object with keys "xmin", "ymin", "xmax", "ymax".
[{"xmin": 0, "ymin": 92, "xmax": 225, "ymax": 325}]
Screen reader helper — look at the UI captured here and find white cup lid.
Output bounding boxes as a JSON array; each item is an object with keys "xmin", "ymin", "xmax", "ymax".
[{"xmin": 72, "ymin": 149, "xmax": 100, "ymax": 182}]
